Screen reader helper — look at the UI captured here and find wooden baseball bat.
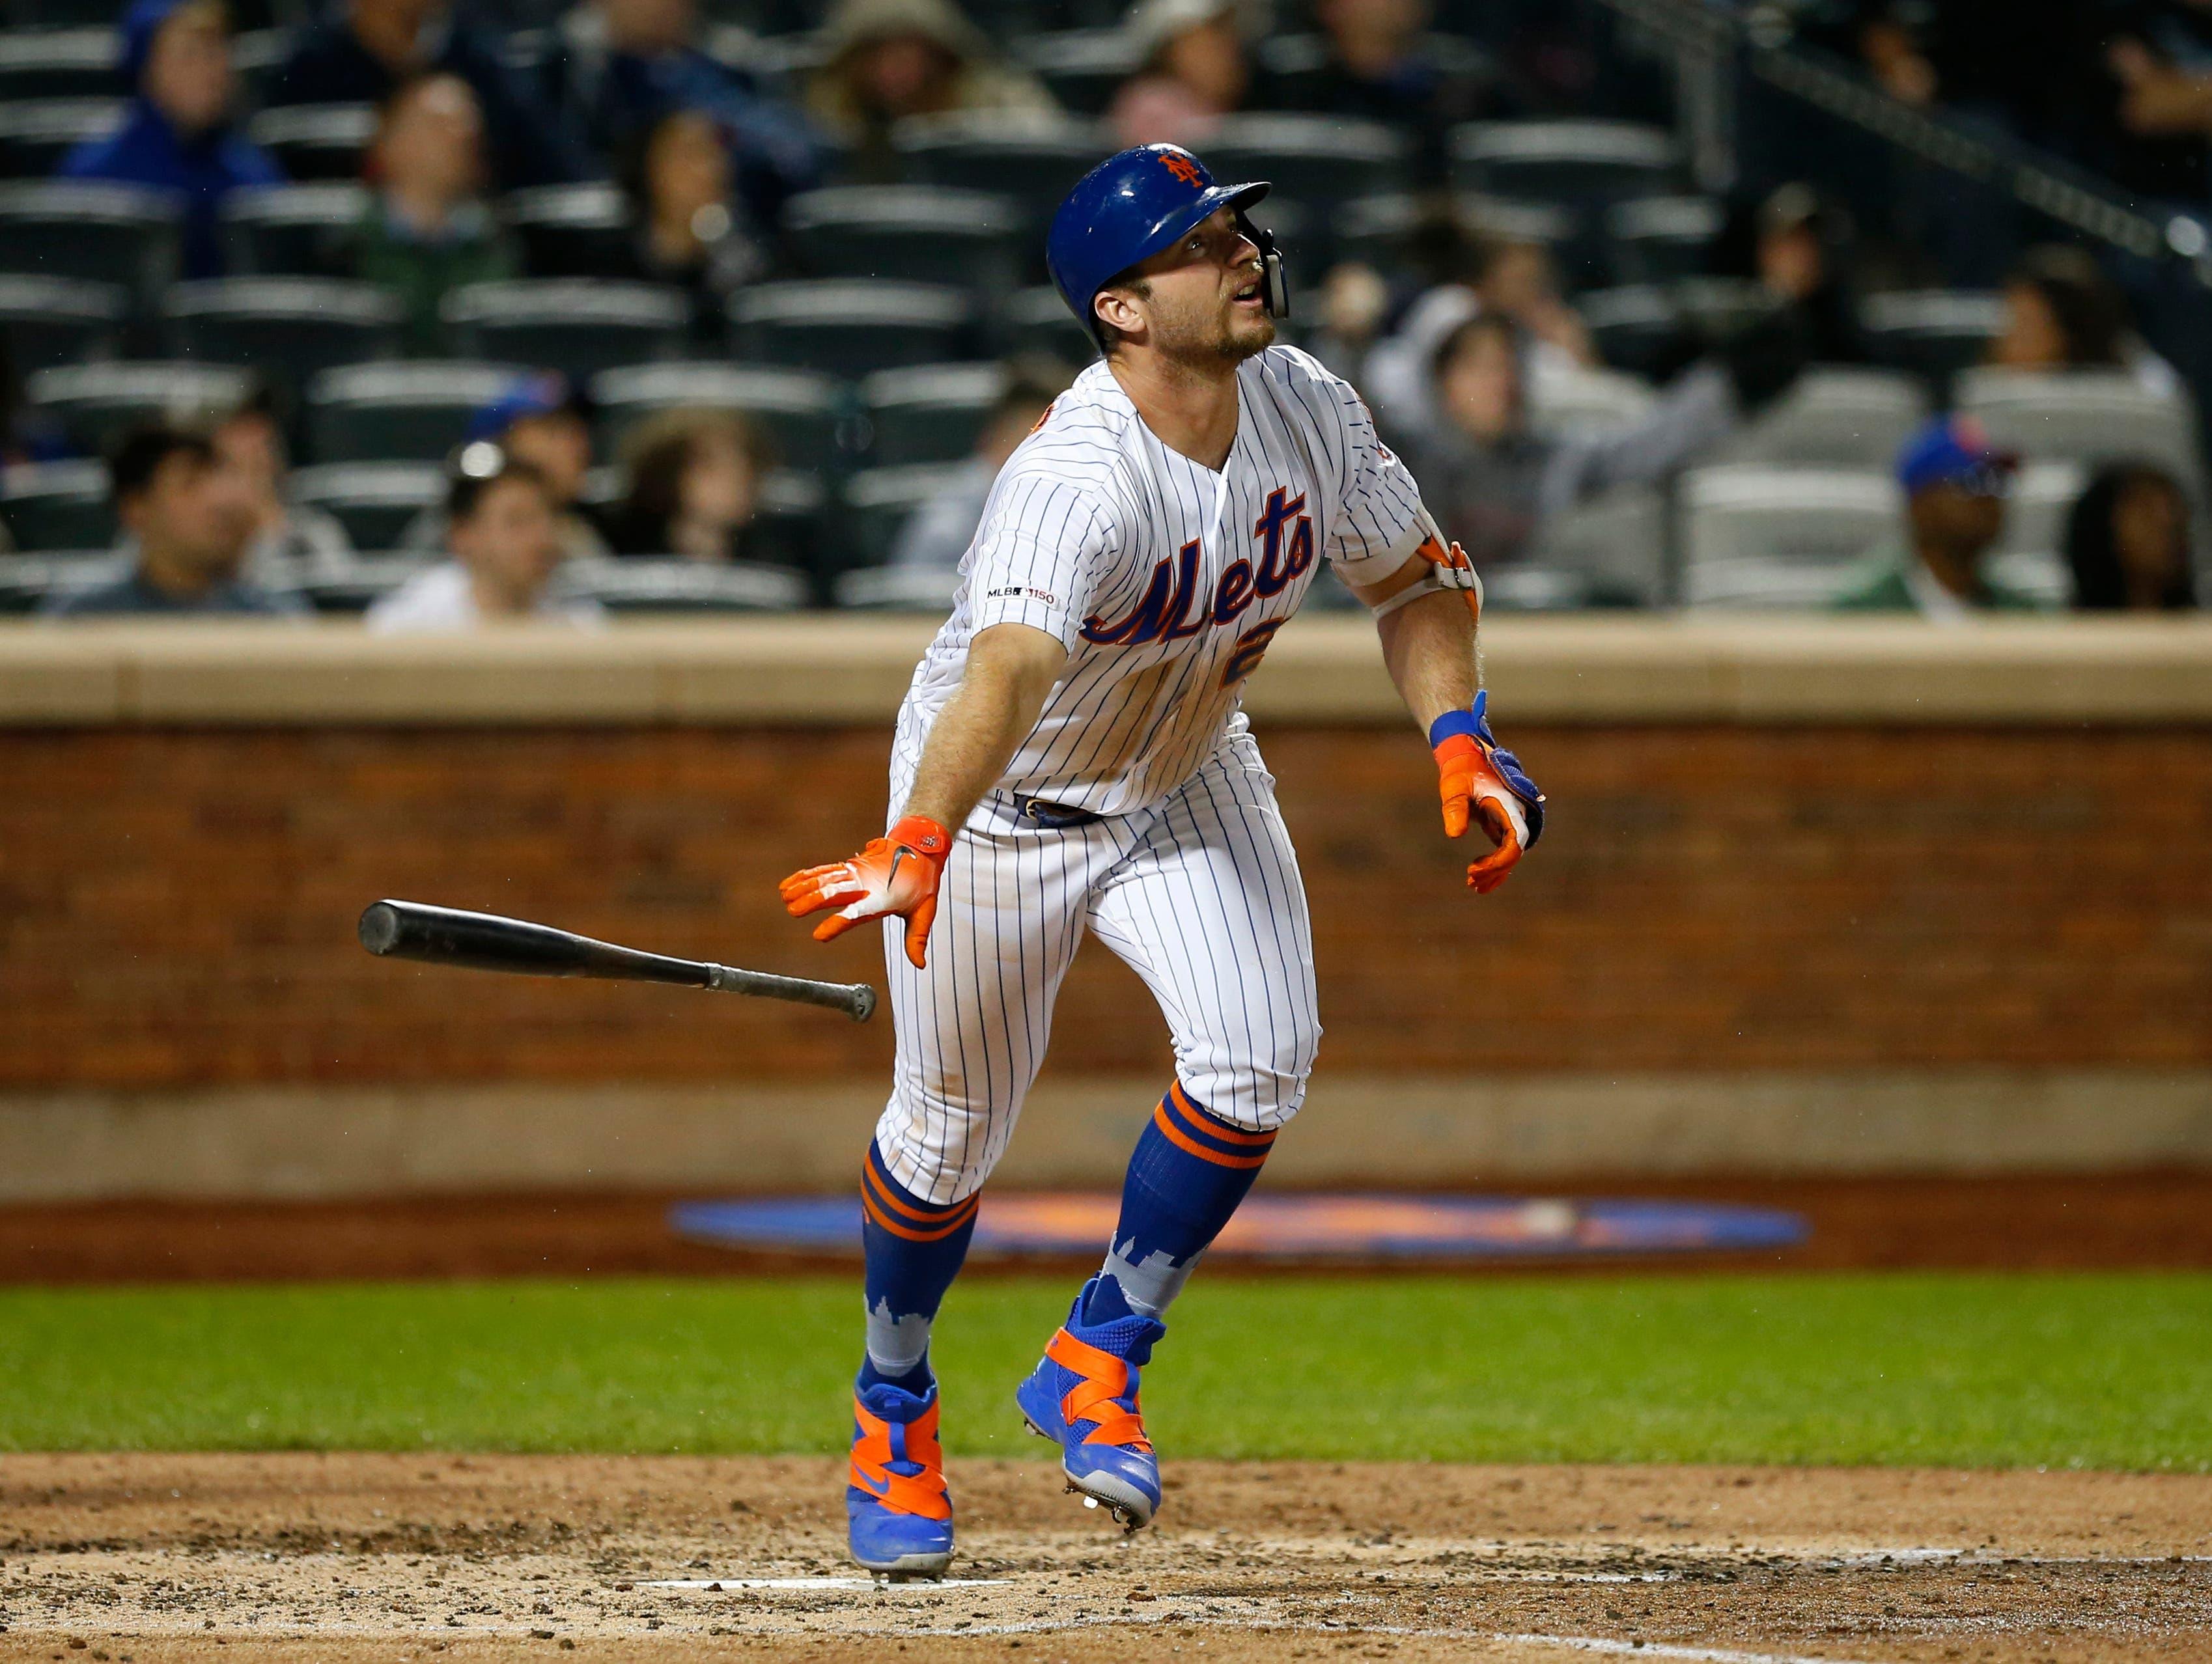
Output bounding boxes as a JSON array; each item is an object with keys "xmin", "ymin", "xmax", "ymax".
[{"xmin": 357, "ymin": 899, "xmax": 877, "ymax": 1023}]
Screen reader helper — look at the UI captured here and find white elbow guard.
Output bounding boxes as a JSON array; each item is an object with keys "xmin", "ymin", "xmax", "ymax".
[{"xmin": 1368, "ymin": 511, "xmax": 1483, "ymax": 620}]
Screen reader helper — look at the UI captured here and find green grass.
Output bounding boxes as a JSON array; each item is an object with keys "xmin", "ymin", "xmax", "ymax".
[{"xmin": 1, "ymin": 1273, "xmax": 2206, "ymax": 1471}]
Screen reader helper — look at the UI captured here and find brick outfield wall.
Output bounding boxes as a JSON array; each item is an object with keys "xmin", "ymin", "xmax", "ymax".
[{"xmin": 3, "ymin": 723, "xmax": 2209, "ymax": 1089}]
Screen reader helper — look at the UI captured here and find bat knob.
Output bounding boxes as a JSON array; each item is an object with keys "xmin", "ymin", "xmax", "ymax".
[
  {"xmin": 358, "ymin": 902, "xmax": 402, "ymax": 956},
  {"xmin": 850, "ymin": 984, "xmax": 878, "ymax": 1023}
]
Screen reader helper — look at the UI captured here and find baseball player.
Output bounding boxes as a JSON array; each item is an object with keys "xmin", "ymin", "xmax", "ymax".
[{"xmin": 781, "ymin": 143, "xmax": 1545, "ymax": 1577}]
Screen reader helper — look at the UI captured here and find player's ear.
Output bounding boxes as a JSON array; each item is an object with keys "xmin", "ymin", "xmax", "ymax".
[{"xmin": 1094, "ymin": 286, "xmax": 1144, "ymax": 346}]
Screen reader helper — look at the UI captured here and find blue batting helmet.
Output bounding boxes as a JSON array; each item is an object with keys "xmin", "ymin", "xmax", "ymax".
[{"xmin": 1046, "ymin": 144, "xmax": 1286, "ymax": 346}]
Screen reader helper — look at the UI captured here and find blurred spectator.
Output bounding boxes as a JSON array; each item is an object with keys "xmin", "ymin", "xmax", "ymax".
[
  {"xmin": 1363, "ymin": 228, "xmax": 1597, "ymax": 444},
  {"xmin": 397, "ymin": 374, "xmax": 613, "ymax": 561},
  {"xmin": 619, "ymin": 108, "xmax": 765, "ymax": 340},
  {"xmin": 41, "ymin": 425, "xmax": 306, "ymax": 618},
  {"xmin": 806, "ymin": 0, "xmax": 1057, "ymax": 184},
  {"xmin": 212, "ymin": 385, "xmax": 353, "ymax": 583},
  {"xmin": 1109, "ymin": 0, "xmax": 1252, "ymax": 150},
  {"xmin": 1832, "ymin": 417, "xmax": 2043, "ymax": 615},
  {"xmin": 893, "ymin": 359, "xmax": 1072, "ymax": 571},
  {"xmin": 353, "ymin": 75, "xmax": 516, "ymax": 355},
  {"xmin": 1807, "ymin": 1, "xmax": 2086, "ymax": 139},
  {"xmin": 1258, "ymin": 0, "xmax": 1497, "ymax": 181},
  {"xmin": 1988, "ymin": 245, "xmax": 2183, "ymax": 395},
  {"xmin": 273, "ymin": 0, "xmax": 591, "ymax": 191},
  {"xmin": 368, "ymin": 452, "xmax": 605, "ymax": 631},
  {"xmin": 1410, "ymin": 312, "xmax": 1761, "ymax": 571},
  {"xmin": 548, "ymin": 0, "xmax": 823, "ymax": 229},
  {"xmin": 1747, "ymin": 183, "xmax": 1871, "ymax": 365},
  {"xmin": 602, "ymin": 408, "xmax": 770, "ymax": 562},
  {"xmin": 2084, "ymin": 3, "xmax": 2212, "ymax": 205},
  {"xmin": 2064, "ymin": 462, "xmax": 2200, "ymax": 611},
  {"xmin": 59, "ymin": 0, "xmax": 283, "ymax": 281}
]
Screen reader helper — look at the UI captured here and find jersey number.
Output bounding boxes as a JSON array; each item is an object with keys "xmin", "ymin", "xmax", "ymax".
[{"xmin": 1220, "ymin": 618, "xmax": 1287, "ymax": 689}]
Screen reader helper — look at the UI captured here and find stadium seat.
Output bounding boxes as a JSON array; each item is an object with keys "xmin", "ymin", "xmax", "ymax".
[
  {"xmin": 1201, "ymin": 114, "xmax": 1407, "ymax": 216},
  {"xmin": 749, "ymin": 468, "xmax": 830, "ymax": 574},
  {"xmin": 783, "ymin": 186, "xmax": 1024, "ymax": 292},
  {"xmin": 841, "ymin": 462, "xmax": 968, "ymax": 570},
  {"xmin": 836, "ymin": 562, "xmax": 962, "ymax": 611},
  {"xmin": 1679, "ymin": 465, "xmax": 1901, "ymax": 608},
  {"xmin": 1608, "ymin": 196, "xmax": 1724, "ymax": 286},
  {"xmin": 588, "ymin": 362, "xmax": 845, "ymax": 477},
  {"xmin": 443, "ymin": 281, "xmax": 690, "ymax": 380},
  {"xmin": 27, "ymin": 361, "xmax": 253, "ymax": 453},
  {"xmin": 0, "ymin": 0, "xmax": 121, "ymax": 25},
  {"xmin": 1955, "ymin": 368, "xmax": 2204, "ymax": 488},
  {"xmin": 0, "ymin": 97, "xmax": 122, "ymax": 175},
  {"xmin": 0, "ymin": 275, "xmax": 124, "ymax": 370},
  {"xmin": 1448, "ymin": 121, "xmax": 1677, "ymax": 206},
  {"xmin": 0, "ymin": 460, "xmax": 114, "ymax": 553},
  {"xmin": 162, "ymin": 279, "xmax": 402, "ymax": 390},
  {"xmin": 994, "ymin": 284, "xmax": 1093, "ymax": 365},
  {"xmin": 305, "ymin": 361, "xmax": 526, "ymax": 464},
  {"xmin": 1526, "ymin": 483, "xmax": 1668, "ymax": 608},
  {"xmin": 0, "ymin": 180, "xmax": 178, "ymax": 301},
  {"xmin": 1996, "ymin": 460, "xmax": 2088, "ymax": 568},
  {"xmin": 245, "ymin": 104, "xmax": 376, "ymax": 182},
  {"xmin": 1713, "ymin": 368, "xmax": 1929, "ymax": 469},
  {"xmin": 221, "ymin": 184, "xmax": 368, "ymax": 279},
  {"xmin": 293, "ymin": 553, "xmax": 434, "ymax": 615},
  {"xmin": 555, "ymin": 555, "xmax": 808, "ymax": 613},
  {"xmin": 0, "ymin": 29, "xmax": 120, "ymax": 100},
  {"xmin": 1984, "ymin": 548, "xmax": 2071, "ymax": 608},
  {"xmin": 0, "ymin": 551, "xmax": 122, "ymax": 615},
  {"xmin": 500, "ymin": 184, "xmax": 637, "ymax": 280},
  {"xmin": 1331, "ymin": 191, "xmax": 1572, "ymax": 280},
  {"xmin": 1526, "ymin": 366, "xmax": 1656, "ymax": 439},
  {"xmin": 1859, "ymin": 290, "xmax": 2006, "ymax": 393},
  {"xmin": 727, "ymin": 279, "xmax": 971, "ymax": 378},
  {"xmin": 892, "ymin": 111, "xmax": 1104, "ymax": 232},
  {"xmin": 861, "ymin": 362, "xmax": 1007, "ymax": 467},
  {"xmin": 289, "ymin": 462, "xmax": 445, "ymax": 551},
  {"xmin": 229, "ymin": 28, "xmax": 287, "ymax": 112},
  {"xmin": 1018, "ymin": 30, "xmax": 1140, "ymax": 115},
  {"xmin": 1576, "ymin": 286, "xmax": 1686, "ymax": 381}
]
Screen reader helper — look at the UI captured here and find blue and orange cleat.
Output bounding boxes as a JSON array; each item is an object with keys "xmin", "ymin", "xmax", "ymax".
[
  {"xmin": 846, "ymin": 1378, "xmax": 953, "ymax": 1577},
  {"xmin": 1014, "ymin": 1277, "xmax": 1166, "ymax": 1530}
]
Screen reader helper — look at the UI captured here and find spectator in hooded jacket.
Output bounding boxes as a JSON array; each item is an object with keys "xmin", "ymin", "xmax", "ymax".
[
  {"xmin": 58, "ymin": 0, "xmax": 283, "ymax": 280},
  {"xmin": 806, "ymin": 0, "xmax": 1057, "ymax": 184},
  {"xmin": 547, "ymin": 0, "xmax": 824, "ymax": 232},
  {"xmin": 1108, "ymin": 0, "xmax": 1252, "ymax": 151},
  {"xmin": 272, "ymin": 0, "xmax": 591, "ymax": 191}
]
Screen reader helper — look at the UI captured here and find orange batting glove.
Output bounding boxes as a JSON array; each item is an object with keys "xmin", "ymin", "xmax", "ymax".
[
  {"xmin": 779, "ymin": 814, "xmax": 953, "ymax": 970},
  {"xmin": 1431, "ymin": 693, "xmax": 1545, "ymax": 895}
]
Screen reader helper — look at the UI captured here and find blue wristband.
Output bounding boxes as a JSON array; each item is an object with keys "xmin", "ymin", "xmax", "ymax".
[{"xmin": 1427, "ymin": 690, "xmax": 1491, "ymax": 750}]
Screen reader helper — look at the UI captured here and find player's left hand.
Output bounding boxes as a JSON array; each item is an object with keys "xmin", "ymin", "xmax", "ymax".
[
  {"xmin": 779, "ymin": 815, "xmax": 953, "ymax": 969},
  {"xmin": 1432, "ymin": 693, "xmax": 1545, "ymax": 894}
]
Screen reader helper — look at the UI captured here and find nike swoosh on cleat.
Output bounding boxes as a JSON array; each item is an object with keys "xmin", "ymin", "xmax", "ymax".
[{"xmin": 852, "ymin": 1471, "xmax": 891, "ymax": 1499}]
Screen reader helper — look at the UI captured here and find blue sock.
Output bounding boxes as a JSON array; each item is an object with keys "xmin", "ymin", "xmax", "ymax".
[
  {"xmin": 1085, "ymin": 1083, "xmax": 1276, "ymax": 1323},
  {"xmin": 859, "ymin": 1139, "xmax": 977, "ymax": 1393}
]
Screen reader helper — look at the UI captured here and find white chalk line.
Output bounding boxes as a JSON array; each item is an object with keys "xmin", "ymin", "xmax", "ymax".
[{"xmin": 641, "ymin": 1575, "xmax": 1007, "ymax": 1590}]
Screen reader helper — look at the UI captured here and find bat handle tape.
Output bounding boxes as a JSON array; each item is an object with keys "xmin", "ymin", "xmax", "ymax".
[{"xmin": 705, "ymin": 962, "xmax": 877, "ymax": 1023}]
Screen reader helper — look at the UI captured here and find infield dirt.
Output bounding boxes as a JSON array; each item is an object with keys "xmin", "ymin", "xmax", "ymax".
[{"xmin": 0, "ymin": 1454, "xmax": 2204, "ymax": 1663}]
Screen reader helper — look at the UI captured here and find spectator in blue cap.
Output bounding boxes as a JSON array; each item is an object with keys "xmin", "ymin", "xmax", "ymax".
[
  {"xmin": 57, "ymin": 0, "xmax": 284, "ymax": 280},
  {"xmin": 1833, "ymin": 416, "xmax": 2046, "ymax": 615},
  {"xmin": 397, "ymin": 373, "xmax": 611, "ymax": 561}
]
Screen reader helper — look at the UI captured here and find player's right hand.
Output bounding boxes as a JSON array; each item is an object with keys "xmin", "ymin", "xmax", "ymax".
[
  {"xmin": 779, "ymin": 814, "xmax": 953, "ymax": 970},
  {"xmin": 1431, "ymin": 693, "xmax": 1545, "ymax": 896}
]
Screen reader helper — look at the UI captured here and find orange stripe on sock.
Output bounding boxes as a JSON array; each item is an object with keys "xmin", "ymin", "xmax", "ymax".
[
  {"xmin": 861, "ymin": 1156, "xmax": 974, "ymax": 1227},
  {"xmin": 1164, "ymin": 1081, "xmax": 1277, "ymax": 1146},
  {"xmin": 860, "ymin": 1165, "xmax": 978, "ymax": 1241},
  {"xmin": 1151, "ymin": 1102, "xmax": 1270, "ymax": 1169}
]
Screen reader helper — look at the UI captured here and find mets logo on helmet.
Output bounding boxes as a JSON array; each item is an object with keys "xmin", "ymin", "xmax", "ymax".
[{"xmin": 1159, "ymin": 150, "xmax": 1206, "ymax": 187}]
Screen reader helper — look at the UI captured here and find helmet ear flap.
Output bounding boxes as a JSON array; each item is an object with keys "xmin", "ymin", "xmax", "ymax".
[{"xmin": 1239, "ymin": 212, "xmax": 1289, "ymax": 320}]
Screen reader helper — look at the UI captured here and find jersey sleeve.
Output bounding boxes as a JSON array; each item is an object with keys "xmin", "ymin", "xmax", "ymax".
[
  {"xmin": 962, "ymin": 465, "xmax": 1118, "ymax": 650},
  {"xmin": 1323, "ymin": 380, "xmax": 1429, "ymax": 583}
]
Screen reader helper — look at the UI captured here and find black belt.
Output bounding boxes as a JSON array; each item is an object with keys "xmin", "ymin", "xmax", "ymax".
[{"xmin": 1009, "ymin": 792, "xmax": 1104, "ymax": 829}]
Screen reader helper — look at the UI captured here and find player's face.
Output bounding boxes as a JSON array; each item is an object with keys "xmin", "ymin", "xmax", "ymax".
[{"xmin": 1122, "ymin": 207, "xmax": 1275, "ymax": 365}]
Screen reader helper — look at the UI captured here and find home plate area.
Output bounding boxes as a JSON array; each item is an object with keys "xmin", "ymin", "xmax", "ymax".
[{"xmin": 3, "ymin": 1454, "xmax": 2207, "ymax": 1662}]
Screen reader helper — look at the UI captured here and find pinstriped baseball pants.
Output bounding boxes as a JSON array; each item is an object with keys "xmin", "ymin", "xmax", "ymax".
[{"xmin": 872, "ymin": 730, "xmax": 1322, "ymax": 1208}]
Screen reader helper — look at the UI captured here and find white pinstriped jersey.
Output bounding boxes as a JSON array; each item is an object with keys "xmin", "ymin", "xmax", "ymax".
[{"xmin": 897, "ymin": 344, "xmax": 1428, "ymax": 816}]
